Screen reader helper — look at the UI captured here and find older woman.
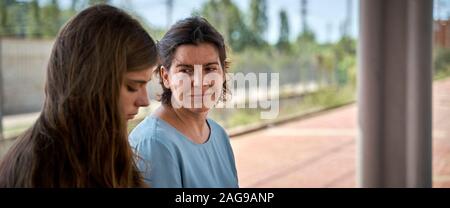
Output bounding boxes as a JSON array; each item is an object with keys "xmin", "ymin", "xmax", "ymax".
[{"xmin": 129, "ymin": 17, "xmax": 238, "ymax": 188}]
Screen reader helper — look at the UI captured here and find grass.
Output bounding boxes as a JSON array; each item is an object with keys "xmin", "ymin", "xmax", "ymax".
[
  {"xmin": 129, "ymin": 85, "xmax": 358, "ymax": 133},
  {"xmin": 209, "ymin": 84, "xmax": 356, "ymax": 130},
  {"xmin": 434, "ymin": 70, "xmax": 450, "ymax": 81},
  {"xmin": 12, "ymin": 76, "xmax": 450, "ymax": 139}
]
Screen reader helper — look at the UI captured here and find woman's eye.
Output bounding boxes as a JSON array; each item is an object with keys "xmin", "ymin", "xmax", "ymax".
[
  {"xmin": 180, "ymin": 68, "xmax": 192, "ymax": 73},
  {"xmin": 206, "ymin": 67, "xmax": 217, "ymax": 72},
  {"xmin": 127, "ymin": 85, "xmax": 138, "ymax": 92}
]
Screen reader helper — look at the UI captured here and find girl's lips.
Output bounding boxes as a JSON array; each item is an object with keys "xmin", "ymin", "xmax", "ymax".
[{"xmin": 128, "ymin": 113, "xmax": 137, "ymax": 119}]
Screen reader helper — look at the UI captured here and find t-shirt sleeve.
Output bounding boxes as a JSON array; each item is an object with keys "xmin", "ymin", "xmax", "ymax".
[
  {"xmin": 132, "ymin": 136, "xmax": 183, "ymax": 188},
  {"xmin": 209, "ymin": 119, "xmax": 240, "ymax": 187},
  {"xmin": 222, "ymin": 131, "xmax": 239, "ymax": 187}
]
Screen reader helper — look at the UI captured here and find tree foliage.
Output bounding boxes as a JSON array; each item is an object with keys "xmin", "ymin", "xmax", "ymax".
[
  {"xmin": 276, "ymin": 9, "xmax": 290, "ymax": 51},
  {"xmin": 249, "ymin": 0, "xmax": 268, "ymax": 41}
]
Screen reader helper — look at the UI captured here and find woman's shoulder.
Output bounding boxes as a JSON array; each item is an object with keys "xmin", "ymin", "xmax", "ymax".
[
  {"xmin": 129, "ymin": 116, "xmax": 179, "ymax": 146},
  {"xmin": 207, "ymin": 118, "xmax": 229, "ymax": 138},
  {"xmin": 128, "ymin": 117, "xmax": 181, "ymax": 161},
  {"xmin": 129, "ymin": 116, "xmax": 156, "ymax": 140}
]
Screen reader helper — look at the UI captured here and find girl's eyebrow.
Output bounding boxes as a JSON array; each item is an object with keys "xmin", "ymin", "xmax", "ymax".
[{"xmin": 127, "ymin": 79, "xmax": 149, "ymax": 84}]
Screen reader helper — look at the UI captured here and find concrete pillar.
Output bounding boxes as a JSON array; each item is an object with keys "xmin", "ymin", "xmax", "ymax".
[
  {"xmin": 0, "ymin": 38, "xmax": 3, "ymax": 140},
  {"xmin": 358, "ymin": 0, "xmax": 433, "ymax": 187},
  {"xmin": 406, "ymin": 0, "xmax": 433, "ymax": 188}
]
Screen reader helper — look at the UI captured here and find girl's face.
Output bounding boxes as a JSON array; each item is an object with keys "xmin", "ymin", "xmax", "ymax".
[
  {"xmin": 120, "ymin": 67, "xmax": 153, "ymax": 120},
  {"xmin": 161, "ymin": 42, "xmax": 224, "ymax": 113}
]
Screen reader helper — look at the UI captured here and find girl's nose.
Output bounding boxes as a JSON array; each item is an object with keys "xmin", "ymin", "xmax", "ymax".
[{"xmin": 136, "ymin": 88, "xmax": 150, "ymax": 107}]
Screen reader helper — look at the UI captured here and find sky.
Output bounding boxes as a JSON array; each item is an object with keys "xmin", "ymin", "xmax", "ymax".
[
  {"xmin": 123, "ymin": 0, "xmax": 359, "ymax": 44},
  {"xmin": 57, "ymin": 0, "xmax": 450, "ymax": 44},
  {"xmin": 55, "ymin": 0, "xmax": 358, "ymax": 44}
]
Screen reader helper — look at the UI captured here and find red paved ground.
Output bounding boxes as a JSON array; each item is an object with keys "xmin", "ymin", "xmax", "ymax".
[{"xmin": 231, "ymin": 77, "xmax": 450, "ymax": 188}]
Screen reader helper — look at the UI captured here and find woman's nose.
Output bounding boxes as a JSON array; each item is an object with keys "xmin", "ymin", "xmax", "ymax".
[{"xmin": 193, "ymin": 68, "xmax": 203, "ymax": 87}]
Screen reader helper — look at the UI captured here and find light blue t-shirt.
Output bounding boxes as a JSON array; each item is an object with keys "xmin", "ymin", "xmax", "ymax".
[{"xmin": 129, "ymin": 116, "xmax": 239, "ymax": 188}]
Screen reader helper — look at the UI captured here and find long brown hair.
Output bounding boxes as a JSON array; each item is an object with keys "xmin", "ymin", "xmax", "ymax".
[{"xmin": 0, "ymin": 5, "xmax": 158, "ymax": 187}]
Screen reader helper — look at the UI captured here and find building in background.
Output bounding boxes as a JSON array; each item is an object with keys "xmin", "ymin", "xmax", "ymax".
[{"xmin": 434, "ymin": 19, "xmax": 450, "ymax": 48}]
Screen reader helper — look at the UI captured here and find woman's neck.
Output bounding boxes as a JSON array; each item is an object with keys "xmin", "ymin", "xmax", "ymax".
[{"xmin": 155, "ymin": 105, "xmax": 210, "ymax": 144}]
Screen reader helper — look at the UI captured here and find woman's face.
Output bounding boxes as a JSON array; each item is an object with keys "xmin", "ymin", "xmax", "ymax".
[
  {"xmin": 120, "ymin": 67, "xmax": 153, "ymax": 120},
  {"xmin": 161, "ymin": 42, "xmax": 224, "ymax": 114}
]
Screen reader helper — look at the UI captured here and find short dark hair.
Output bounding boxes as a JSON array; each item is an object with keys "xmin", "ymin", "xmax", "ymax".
[{"xmin": 156, "ymin": 16, "xmax": 230, "ymax": 105}]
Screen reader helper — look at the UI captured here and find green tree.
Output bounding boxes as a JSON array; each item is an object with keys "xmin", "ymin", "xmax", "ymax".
[
  {"xmin": 199, "ymin": 0, "xmax": 254, "ymax": 52},
  {"xmin": 276, "ymin": 9, "xmax": 290, "ymax": 51},
  {"xmin": 297, "ymin": 30, "xmax": 315, "ymax": 44},
  {"xmin": 73, "ymin": 0, "xmax": 91, "ymax": 11},
  {"xmin": 70, "ymin": 0, "xmax": 84, "ymax": 13},
  {"xmin": 60, "ymin": 0, "xmax": 87, "ymax": 25},
  {"xmin": 249, "ymin": 0, "xmax": 268, "ymax": 46},
  {"xmin": 332, "ymin": 36, "xmax": 356, "ymax": 86},
  {"xmin": 11, "ymin": 1, "xmax": 27, "ymax": 38},
  {"xmin": 89, "ymin": 0, "xmax": 110, "ymax": 5},
  {"xmin": 434, "ymin": 47, "xmax": 450, "ymax": 77},
  {"xmin": 315, "ymin": 47, "xmax": 337, "ymax": 87},
  {"xmin": 249, "ymin": 0, "xmax": 267, "ymax": 36},
  {"xmin": 71, "ymin": 0, "xmax": 77, "ymax": 11},
  {"xmin": 41, "ymin": 0, "xmax": 61, "ymax": 38},
  {"xmin": 0, "ymin": 0, "xmax": 10, "ymax": 36},
  {"xmin": 0, "ymin": 0, "xmax": 31, "ymax": 37},
  {"xmin": 199, "ymin": 0, "xmax": 274, "ymax": 51},
  {"xmin": 199, "ymin": 0, "xmax": 227, "ymax": 41},
  {"xmin": 27, "ymin": 0, "xmax": 42, "ymax": 38},
  {"xmin": 334, "ymin": 36, "xmax": 356, "ymax": 61}
]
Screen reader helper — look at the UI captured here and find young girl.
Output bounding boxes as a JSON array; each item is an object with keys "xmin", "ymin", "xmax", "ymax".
[{"xmin": 0, "ymin": 4, "xmax": 158, "ymax": 187}]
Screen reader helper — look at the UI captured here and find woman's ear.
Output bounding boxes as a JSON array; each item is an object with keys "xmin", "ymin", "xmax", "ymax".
[{"xmin": 160, "ymin": 66, "xmax": 170, "ymax": 88}]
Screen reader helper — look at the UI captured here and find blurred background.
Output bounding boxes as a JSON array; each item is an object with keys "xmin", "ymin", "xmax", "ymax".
[
  {"xmin": 0, "ymin": 0, "xmax": 449, "ymax": 187},
  {"xmin": 0, "ymin": 0, "xmax": 362, "ymax": 136}
]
